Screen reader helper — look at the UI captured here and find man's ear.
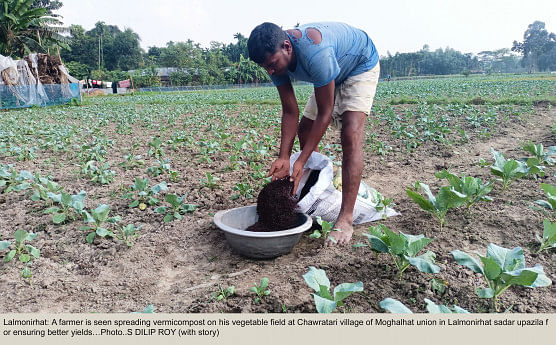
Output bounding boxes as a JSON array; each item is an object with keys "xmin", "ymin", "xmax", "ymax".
[{"xmin": 282, "ymin": 39, "xmax": 292, "ymax": 52}]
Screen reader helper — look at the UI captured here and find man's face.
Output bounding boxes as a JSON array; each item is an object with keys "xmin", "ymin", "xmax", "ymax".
[{"xmin": 260, "ymin": 41, "xmax": 292, "ymax": 76}]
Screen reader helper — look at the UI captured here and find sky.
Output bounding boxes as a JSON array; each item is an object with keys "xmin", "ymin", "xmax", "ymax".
[{"xmin": 57, "ymin": 0, "xmax": 555, "ymax": 56}]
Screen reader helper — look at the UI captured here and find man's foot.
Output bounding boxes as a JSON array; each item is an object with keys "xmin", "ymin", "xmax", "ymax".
[{"xmin": 326, "ymin": 219, "xmax": 353, "ymax": 246}]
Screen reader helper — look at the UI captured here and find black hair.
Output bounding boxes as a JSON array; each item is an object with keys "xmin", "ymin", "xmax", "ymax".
[{"xmin": 247, "ymin": 22, "xmax": 288, "ymax": 64}]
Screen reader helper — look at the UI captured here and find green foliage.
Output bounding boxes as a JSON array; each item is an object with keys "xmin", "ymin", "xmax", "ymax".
[
  {"xmin": 0, "ymin": 0, "xmax": 68, "ymax": 57},
  {"xmin": 380, "ymin": 298, "xmax": 469, "ymax": 314},
  {"xmin": 406, "ymin": 181, "xmax": 466, "ymax": 230},
  {"xmin": 487, "ymin": 148, "xmax": 529, "ymax": 190},
  {"xmin": 535, "ymin": 183, "xmax": 556, "ymax": 218},
  {"xmin": 80, "ymin": 204, "xmax": 121, "ymax": 244},
  {"xmin": 115, "ymin": 224, "xmax": 142, "ymax": 247},
  {"xmin": 309, "ymin": 216, "xmax": 340, "ymax": 243},
  {"xmin": 123, "ymin": 178, "xmax": 167, "ymax": 209},
  {"xmin": 44, "ymin": 191, "xmax": 86, "ymax": 224},
  {"xmin": 212, "ymin": 285, "xmax": 235, "ymax": 301},
  {"xmin": 201, "ymin": 172, "xmax": 220, "ymax": 190},
  {"xmin": 119, "ymin": 154, "xmax": 145, "ymax": 170},
  {"xmin": 154, "ymin": 194, "xmax": 197, "ymax": 222},
  {"xmin": 452, "ymin": 243, "xmax": 552, "ymax": 311},
  {"xmin": 250, "ymin": 277, "xmax": 271, "ymax": 304},
  {"xmin": 302, "ymin": 266, "xmax": 363, "ymax": 313},
  {"xmin": 536, "ymin": 219, "xmax": 556, "ymax": 253},
  {"xmin": 355, "ymin": 224, "xmax": 440, "ymax": 280},
  {"xmin": 435, "ymin": 170, "xmax": 494, "ymax": 211},
  {"xmin": 0, "ymin": 167, "xmax": 33, "ymax": 194},
  {"xmin": 522, "ymin": 141, "xmax": 556, "ymax": 166},
  {"xmin": 0, "ymin": 229, "xmax": 40, "ymax": 281}
]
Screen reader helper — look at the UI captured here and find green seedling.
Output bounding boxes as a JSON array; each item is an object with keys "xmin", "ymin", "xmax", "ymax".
[
  {"xmin": 154, "ymin": 194, "xmax": 198, "ymax": 222},
  {"xmin": 309, "ymin": 216, "xmax": 340, "ymax": 244},
  {"xmin": 0, "ymin": 229, "xmax": 40, "ymax": 281},
  {"xmin": 147, "ymin": 159, "xmax": 179, "ymax": 181},
  {"xmin": 44, "ymin": 191, "xmax": 86, "ymax": 224},
  {"xmin": 355, "ymin": 224, "xmax": 440, "ymax": 280},
  {"xmin": 231, "ymin": 181, "xmax": 255, "ymax": 200},
  {"xmin": 80, "ymin": 204, "xmax": 122, "ymax": 244},
  {"xmin": 380, "ymin": 298, "xmax": 469, "ymax": 314},
  {"xmin": 406, "ymin": 181, "xmax": 466, "ymax": 230},
  {"xmin": 536, "ymin": 219, "xmax": 556, "ymax": 253},
  {"xmin": 535, "ymin": 183, "xmax": 556, "ymax": 219},
  {"xmin": 435, "ymin": 170, "xmax": 493, "ymax": 212},
  {"xmin": 29, "ymin": 173, "xmax": 63, "ymax": 206},
  {"xmin": 452, "ymin": 243, "xmax": 552, "ymax": 311},
  {"xmin": 201, "ymin": 172, "xmax": 220, "ymax": 190},
  {"xmin": 115, "ymin": 224, "xmax": 142, "ymax": 247},
  {"xmin": 212, "ymin": 285, "xmax": 235, "ymax": 301},
  {"xmin": 123, "ymin": 178, "xmax": 168, "ymax": 209},
  {"xmin": 250, "ymin": 277, "xmax": 271, "ymax": 304},
  {"xmin": 119, "ymin": 154, "xmax": 145, "ymax": 170},
  {"xmin": 1, "ymin": 168, "xmax": 33, "ymax": 194},
  {"xmin": 148, "ymin": 137, "xmax": 165, "ymax": 158},
  {"xmin": 522, "ymin": 141, "xmax": 556, "ymax": 166},
  {"xmin": 487, "ymin": 148, "xmax": 529, "ymax": 190},
  {"xmin": 81, "ymin": 161, "xmax": 116, "ymax": 184},
  {"xmin": 302, "ymin": 266, "xmax": 363, "ymax": 313}
]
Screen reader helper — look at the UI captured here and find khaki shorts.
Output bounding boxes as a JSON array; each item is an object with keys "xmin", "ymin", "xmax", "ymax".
[{"xmin": 303, "ymin": 62, "xmax": 380, "ymax": 129}]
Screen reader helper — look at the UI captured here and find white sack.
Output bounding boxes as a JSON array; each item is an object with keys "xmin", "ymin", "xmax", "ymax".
[{"xmin": 290, "ymin": 151, "xmax": 399, "ymax": 225}]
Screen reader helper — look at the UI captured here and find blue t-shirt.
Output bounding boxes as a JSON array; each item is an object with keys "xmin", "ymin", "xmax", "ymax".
[{"xmin": 270, "ymin": 22, "xmax": 379, "ymax": 88}]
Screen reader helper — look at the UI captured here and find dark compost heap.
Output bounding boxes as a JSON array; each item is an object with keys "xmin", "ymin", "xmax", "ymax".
[{"xmin": 246, "ymin": 179, "xmax": 299, "ymax": 232}]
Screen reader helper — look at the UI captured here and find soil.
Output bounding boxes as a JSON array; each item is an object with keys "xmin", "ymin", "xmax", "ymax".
[
  {"xmin": 247, "ymin": 179, "xmax": 299, "ymax": 232},
  {"xmin": 0, "ymin": 104, "xmax": 554, "ymax": 314}
]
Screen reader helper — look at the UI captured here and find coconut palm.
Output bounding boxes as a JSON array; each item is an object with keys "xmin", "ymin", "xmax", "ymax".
[{"xmin": 0, "ymin": 0, "xmax": 68, "ymax": 57}]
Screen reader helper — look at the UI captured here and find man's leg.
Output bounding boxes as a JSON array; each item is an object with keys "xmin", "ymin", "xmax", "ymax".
[
  {"xmin": 297, "ymin": 116, "xmax": 315, "ymax": 151},
  {"xmin": 327, "ymin": 110, "xmax": 366, "ymax": 245}
]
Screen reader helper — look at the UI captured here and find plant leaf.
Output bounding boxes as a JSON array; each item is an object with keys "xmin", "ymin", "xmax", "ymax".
[
  {"xmin": 379, "ymin": 298, "xmax": 413, "ymax": 313},
  {"xmin": 313, "ymin": 294, "xmax": 337, "ymax": 313},
  {"xmin": 333, "ymin": 281, "xmax": 363, "ymax": 302},
  {"xmin": 451, "ymin": 250, "xmax": 485, "ymax": 275},
  {"xmin": 302, "ymin": 266, "xmax": 330, "ymax": 292}
]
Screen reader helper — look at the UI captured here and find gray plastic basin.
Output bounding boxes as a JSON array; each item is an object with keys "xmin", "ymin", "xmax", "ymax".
[{"xmin": 213, "ymin": 205, "xmax": 312, "ymax": 259}]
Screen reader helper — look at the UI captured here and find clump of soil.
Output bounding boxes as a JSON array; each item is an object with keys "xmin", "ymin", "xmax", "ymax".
[{"xmin": 247, "ymin": 179, "xmax": 299, "ymax": 232}]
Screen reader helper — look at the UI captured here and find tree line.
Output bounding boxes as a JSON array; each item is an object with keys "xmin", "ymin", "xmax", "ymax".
[{"xmin": 1, "ymin": 1, "xmax": 555, "ymax": 86}]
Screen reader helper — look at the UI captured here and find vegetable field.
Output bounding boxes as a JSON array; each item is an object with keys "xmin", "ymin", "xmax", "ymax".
[{"xmin": 1, "ymin": 74, "xmax": 555, "ymax": 313}]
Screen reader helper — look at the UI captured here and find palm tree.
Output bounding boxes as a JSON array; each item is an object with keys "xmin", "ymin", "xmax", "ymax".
[{"xmin": 0, "ymin": 0, "xmax": 68, "ymax": 57}]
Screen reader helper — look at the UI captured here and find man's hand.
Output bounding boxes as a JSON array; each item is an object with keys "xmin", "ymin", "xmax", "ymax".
[
  {"xmin": 268, "ymin": 158, "xmax": 290, "ymax": 181},
  {"xmin": 289, "ymin": 158, "xmax": 306, "ymax": 196}
]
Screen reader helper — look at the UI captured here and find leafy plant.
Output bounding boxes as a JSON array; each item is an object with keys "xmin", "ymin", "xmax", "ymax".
[
  {"xmin": 522, "ymin": 141, "xmax": 556, "ymax": 166},
  {"xmin": 406, "ymin": 181, "xmax": 466, "ymax": 230},
  {"xmin": 435, "ymin": 170, "xmax": 493, "ymax": 212},
  {"xmin": 452, "ymin": 243, "xmax": 552, "ymax": 311},
  {"xmin": 212, "ymin": 285, "xmax": 235, "ymax": 301},
  {"xmin": 535, "ymin": 183, "xmax": 556, "ymax": 219},
  {"xmin": 0, "ymin": 229, "xmax": 40, "ymax": 281},
  {"xmin": 201, "ymin": 172, "xmax": 220, "ymax": 190},
  {"xmin": 81, "ymin": 161, "xmax": 116, "ymax": 184},
  {"xmin": 148, "ymin": 137, "xmax": 165, "ymax": 159},
  {"xmin": 123, "ymin": 178, "xmax": 168, "ymax": 209},
  {"xmin": 355, "ymin": 224, "xmax": 440, "ymax": 280},
  {"xmin": 231, "ymin": 181, "xmax": 255, "ymax": 200},
  {"xmin": 28, "ymin": 173, "xmax": 63, "ymax": 206},
  {"xmin": 44, "ymin": 191, "xmax": 86, "ymax": 224},
  {"xmin": 0, "ymin": 168, "xmax": 33, "ymax": 194},
  {"xmin": 535, "ymin": 219, "xmax": 556, "ymax": 253},
  {"xmin": 119, "ymin": 154, "xmax": 145, "ymax": 170},
  {"xmin": 80, "ymin": 204, "xmax": 122, "ymax": 244},
  {"xmin": 380, "ymin": 298, "xmax": 469, "ymax": 314},
  {"xmin": 250, "ymin": 277, "xmax": 271, "ymax": 304},
  {"xmin": 309, "ymin": 216, "xmax": 340, "ymax": 243},
  {"xmin": 115, "ymin": 224, "xmax": 142, "ymax": 247},
  {"xmin": 302, "ymin": 266, "xmax": 363, "ymax": 313},
  {"xmin": 154, "ymin": 194, "xmax": 197, "ymax": 222},
  {"xmin": 486, "ymin": 148, "xmax": 528, "ymax": 190}
]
